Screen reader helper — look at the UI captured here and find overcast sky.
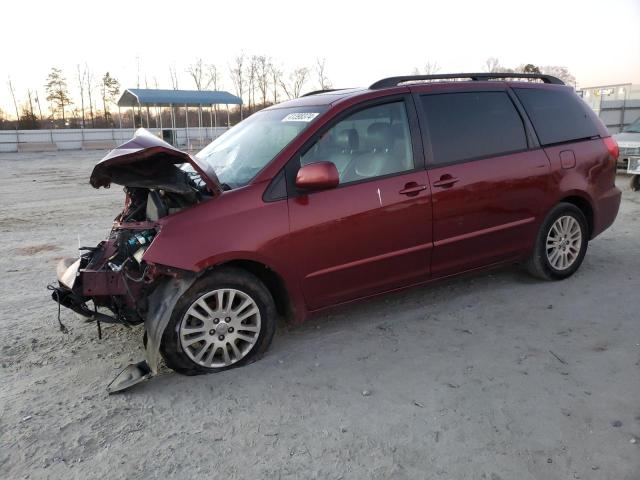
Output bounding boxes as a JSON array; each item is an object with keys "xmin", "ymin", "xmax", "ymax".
[{"xmin": 2, "ymin": 0, "xmax": 639, "ymax": 115}]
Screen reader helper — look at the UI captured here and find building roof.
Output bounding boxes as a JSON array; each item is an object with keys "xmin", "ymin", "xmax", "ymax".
[{"xmin": 117, "ymin": 88, "xmax": 242, "ymax": 107}]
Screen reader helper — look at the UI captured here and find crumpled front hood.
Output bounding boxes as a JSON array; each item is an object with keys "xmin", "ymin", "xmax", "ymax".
[{"xmin": 90, "ymin": 128, "xmax": 221, "ymax": 196}]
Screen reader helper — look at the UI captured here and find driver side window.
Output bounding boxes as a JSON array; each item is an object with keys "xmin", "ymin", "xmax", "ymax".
[{"xmin": 300, "ymin": 101, "xmax": 414, "ymax": 184}]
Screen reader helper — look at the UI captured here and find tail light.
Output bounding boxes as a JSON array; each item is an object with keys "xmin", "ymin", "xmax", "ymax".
[{"xmin": 603, "ymin": 136, "xmax": 619, "ymax": 165}]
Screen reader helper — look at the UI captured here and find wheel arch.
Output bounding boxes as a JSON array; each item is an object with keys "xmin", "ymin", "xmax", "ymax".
[
  {"xmin": 213, "ymin": 259, "xmax": 295, "ymax": 322},
  {"xmin": 558, "ymin": 194, "xmax": 594, "ymax": 237}
]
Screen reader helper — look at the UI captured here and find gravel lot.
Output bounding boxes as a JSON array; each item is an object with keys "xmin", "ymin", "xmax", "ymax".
[{"xmin": 1, "ymin": 150, "xmax": 639, "ymax": 480}]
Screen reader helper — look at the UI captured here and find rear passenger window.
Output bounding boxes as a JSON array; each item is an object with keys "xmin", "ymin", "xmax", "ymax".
[
  {"xmin": 300, "ymin": 102, "xmax": 414, "ymax": 184},
  {"xmin": 514, "ymin": 88, "xmax": 599, "ymax": 146},
  {"xmin": 421, "ymin": 92, "xmax": 528, "ymax": 165}
]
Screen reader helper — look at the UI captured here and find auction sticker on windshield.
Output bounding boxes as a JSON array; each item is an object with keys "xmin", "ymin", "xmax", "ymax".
[{"xmin": 282, "ymin": 112, "xmax": 319, "ymax": 122}]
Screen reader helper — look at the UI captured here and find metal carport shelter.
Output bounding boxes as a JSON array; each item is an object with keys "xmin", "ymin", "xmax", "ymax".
[{"xmin": 117, "ymin": 88, "xmax": 242, "ymax": 147}]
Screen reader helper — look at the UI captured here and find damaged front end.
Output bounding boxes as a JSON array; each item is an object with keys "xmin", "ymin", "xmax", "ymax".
[
  {"xmin": 51, "ymin": 222, "xmax": 164, "ymax": 327},
  {"xmin": 51, "ymin": 129, "xmax": 220, "ymax": 391}
]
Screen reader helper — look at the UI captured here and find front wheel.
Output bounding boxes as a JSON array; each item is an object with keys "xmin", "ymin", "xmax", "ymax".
[
  {"xmin": 525, "ymin": 203, "xmax": 588, "ymax": 281},
  {"xmin": 160, "ymin": 267, "xmax": 277, "ymax": 375}
]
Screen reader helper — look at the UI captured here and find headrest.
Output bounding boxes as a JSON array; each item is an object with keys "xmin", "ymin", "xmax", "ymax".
[
  {"xmin": 336, "ymin": 128, "xmax": 359, "ymax": 151},
  {"xmin": 367, "ymin": 123, "xmax": 392, "ymax": 150},
  {"xmin": 391, "ymin": 123, "xmax": 406, "ymax": 140}
]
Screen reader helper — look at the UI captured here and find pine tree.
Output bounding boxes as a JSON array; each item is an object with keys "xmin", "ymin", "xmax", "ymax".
[
  {"xmin": 45, "ymin": 68, "xmax": 72, "ymax": 122},
  {"xmin": 101, "ymin": 72, "xmax": 120, "ymax": 126}
]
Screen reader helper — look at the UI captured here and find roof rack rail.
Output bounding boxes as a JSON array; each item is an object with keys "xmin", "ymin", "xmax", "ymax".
[
  {"xmin": 369, "ymin": 73, "xmax": 564, "ymax": 89},
  {"xmin": 301, "ymin": 88, "xmax": 345, "ymax": 97}
]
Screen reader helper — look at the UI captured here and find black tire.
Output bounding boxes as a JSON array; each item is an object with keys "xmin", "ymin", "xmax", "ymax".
[
  {"xmin": 631, "ymin": 175, "xmax": 640, "ymax": 192},
  {"xmin": 525, "ymin": 202, "xmax": 589, "ymax": 281},
  {"xmin": 160, "ymin": 267, "xmax": 277, "ymax": 375}
]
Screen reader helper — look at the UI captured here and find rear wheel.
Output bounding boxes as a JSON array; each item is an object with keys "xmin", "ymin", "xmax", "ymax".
[
  {"xmin": 160, "ymin": 267, "xmax": 277, "ymax": 375},
  {"xmin": 525, "ymin": 203, "xmax": 588, "ymax": 281},
  {"xmin": 631, "ymin": 175, "xmax": 640, "ymax": 192}
]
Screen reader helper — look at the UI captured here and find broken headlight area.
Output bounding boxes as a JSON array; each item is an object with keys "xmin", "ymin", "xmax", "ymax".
[
  {"xmin": 50, "ymin": 180, "xmax": 207, "ymax": 333},
  {"xmin": 51, "ymin": 224, "xmax": 160, "ymax": 328},
  {"xmin": 51, "ymin": 129, "xmax": 215, "ymax": 330},
  {"xmin": 48, "ymin": 129, "xmax": 221, "ymax": 391}
]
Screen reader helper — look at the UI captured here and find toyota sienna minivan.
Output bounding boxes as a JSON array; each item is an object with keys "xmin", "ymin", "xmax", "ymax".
[{"xmin": 52, "ymin": 73, "xmax": 621, "ymax": 388}]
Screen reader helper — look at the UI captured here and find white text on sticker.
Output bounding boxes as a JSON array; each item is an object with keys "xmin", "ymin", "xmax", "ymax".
[{"xmin": 282, "ymin": 112, "xmax": 319, "ymax": 122}]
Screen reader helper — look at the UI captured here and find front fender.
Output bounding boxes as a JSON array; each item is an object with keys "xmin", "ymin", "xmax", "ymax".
[
  {"xmin": 142, "ymin": 183, "xmax": 289, "ymax": 271},
  {"xmin": 144, "ymin": 274, "xmax": 199, "ymax": 374},
  {"xmin": 140, "ymin": 184, "xmax": 309, "ymax": 323}
]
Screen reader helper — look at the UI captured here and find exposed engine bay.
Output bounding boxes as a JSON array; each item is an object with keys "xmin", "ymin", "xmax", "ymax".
[
  {"xmin": 52, "ymin": 152, "xmax": 210, "ymax": 327},
  {"xmin": 50, "ymin": 129, "xmax": 220, "ymax": 391}
]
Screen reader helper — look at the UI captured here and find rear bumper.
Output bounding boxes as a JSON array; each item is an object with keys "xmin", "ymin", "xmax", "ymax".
[{"xmin": 592, "ymin": 187, "xmax": 622, "ymax": 238}]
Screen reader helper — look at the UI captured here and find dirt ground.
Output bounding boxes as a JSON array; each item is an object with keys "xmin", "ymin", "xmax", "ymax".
[{"xmin": 0, "ymin": 150, "xmax": 638, "ymax": 480}]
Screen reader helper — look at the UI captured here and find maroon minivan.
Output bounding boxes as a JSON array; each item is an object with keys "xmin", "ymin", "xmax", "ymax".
[{"xmin": 53, "ymin": 73, "xmax": 621, "ymax": 387}]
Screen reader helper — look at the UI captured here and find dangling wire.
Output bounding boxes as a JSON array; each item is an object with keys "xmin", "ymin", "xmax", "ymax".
[
  {"xmin": 94, "ymin": 303, "xmax": 102, "ymax": 340},
  {"xmin": 46, "ymin": 285, "xmax": 69, "ymax": 334}
]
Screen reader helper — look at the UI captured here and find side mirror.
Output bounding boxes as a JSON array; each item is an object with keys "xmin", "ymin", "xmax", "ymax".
[{"xmin": 295, "ymin": 161, "xmax": 339, "ymax": 191}]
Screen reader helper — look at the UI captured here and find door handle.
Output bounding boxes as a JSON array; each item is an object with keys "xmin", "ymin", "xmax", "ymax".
[
  {"xmin": 433, "ymin": 175, "xmax": 459, "ymax": 188},
  {"xmin": 399, "ymin": 183, "xmax": 427, "ymax": 196}
]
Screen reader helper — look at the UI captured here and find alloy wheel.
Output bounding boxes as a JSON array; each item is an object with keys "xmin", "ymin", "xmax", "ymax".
[
  {"xmin": 179, "ymin": 288, "xmax": 261, "ymax": 368},
  {"xmin": 546, "ymin": 215, "xmax": 582, "ymax": 271}
]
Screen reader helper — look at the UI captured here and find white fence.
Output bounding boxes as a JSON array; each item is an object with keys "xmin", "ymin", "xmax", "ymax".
[{"xmin": 0, "ymin": 127, "xmax": 229, "ymax": 153}]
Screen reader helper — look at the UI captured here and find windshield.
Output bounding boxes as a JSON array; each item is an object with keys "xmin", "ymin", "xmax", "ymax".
[
  {"xmin": 196, "ymin": 106, "xmax": 327, "ymax": 188},
  {"xmin": 624, "ymin": 117, "xmax": 640, "ymax": 133}
]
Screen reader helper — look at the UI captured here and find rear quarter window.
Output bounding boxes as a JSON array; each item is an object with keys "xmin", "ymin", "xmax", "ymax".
[
  {"xmin": 514, "ymin": 87, "xmax": 600, "ymax": 146},
  {"xmin": 421, "ymin": 91, "xmax": 528, "ymax": 165}
]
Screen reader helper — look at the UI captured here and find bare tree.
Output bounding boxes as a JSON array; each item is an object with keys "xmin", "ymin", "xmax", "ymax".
[
  {"xmin": 68, "ymin": 107, "xmax": 80, "ymax": 128},
  {"xmin": 207, "ymin": 64, "xmax": 221, "ymax": 91},
  {"xmin": 152, "ymin": 76, "xmax": 160, "ymax": 127},
  {"xmin": 256, "ymin": 56, "xmax": 270, "ymax": 106},
  {"xmin": 26, "ymin": 90, "xmax": 36, "ymax": 118},
  {"xmin": 269, "ymin": 63, "xmax": 282, "ymax": 104},
  {"xmin": 7, "ymin": 78, "xmax": 20, "ymax": 123},
  {"xmin": 34, "ymin": 91, "xmax": 44, "ymax": 122},
  {"xmin": 169, "ymin": 65, "xmax": 179, "ymax": 90},
  {"xmin": 142, "ymin": 75, "xmax": 152, "ymax": 127},
  {"xmin": 45, "ymin": 67, "xmax": 72, "ymax": 122},
  {"xmin": 245, "ymin": 55, "xmax": 259, "ymax": 111},
  {"xmin": 136, "ymin": 56, "xmax": 140, "ymax": 88},
  {"xmin": 204, "ymin": 64, "xmax": 222, "ymax": 124},
  {"xmin": 85, "ymin": 65, "xmax": 95, "ymax": 127},
  {"xmin": 187, "ymin": 59, "xmax": 208, "ymax": 90},
  {"xmin": 424, "ymin": 61, "xmax": 440, "ymax": 74},
  {"xmin": 540, "ymin": 65, "xmax": 576, "ymax": 86},
  {"xmin": 280, "ymin": 67, "xmax": 309, "ymax": 99},
  {"xmin": 412, "ymin": 61, "xmax": 440, "ymax": 76},
  {"xmin": 19, "ymin": 92, "xmax": 39, "ymax": 129},
  {"xmin": 230, "ymin": 53, "xmax": 245, "ymax": 118},
  {"xmin": 187, "ymin": 59, "xmax": 214, "ymax": 131},
  {"xmin": 168, "ymin": 65, "xmax": 179, "ymax": 129},
  {"xmin": 483, "ymin": 57, "xmax": 516, "ymax": 74},
  {"xmin": 484, "ymin": 57, "xmax": 502, "ymax": 72},
  {"xmin": 315, "ymin": 58, "xmax": 332, "ymax": 90},
  {"xmin": 76, "ymin": 65, "xmax": 86, "ymax": 127}
]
